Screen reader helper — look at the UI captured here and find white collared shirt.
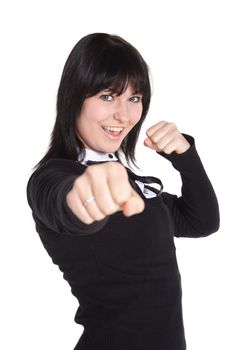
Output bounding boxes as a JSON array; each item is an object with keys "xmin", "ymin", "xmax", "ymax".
[
  {"xmin": 78, "ymin": 148, "xmax": 119, "ymax": 165},
  {"xmin": 77, "ymin": 149, "xmax": 157, "ymax": 199}
]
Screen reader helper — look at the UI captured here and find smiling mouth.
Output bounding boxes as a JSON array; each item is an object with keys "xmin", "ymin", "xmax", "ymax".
[{"xmin": 101, "ymin": 125, "xmax": 124, "ymax": 136}]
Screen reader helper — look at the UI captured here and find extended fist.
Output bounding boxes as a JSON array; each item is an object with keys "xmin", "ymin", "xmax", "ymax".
[
  {"xmin": 66, "ymin": 162, "xmax": 145, "ymax": 225},
  {"xmin": 144, "ymin": 121, "xmax": 190, "ymax": 154}
]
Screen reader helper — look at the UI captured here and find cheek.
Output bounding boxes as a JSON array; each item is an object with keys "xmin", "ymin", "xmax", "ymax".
[
  {"xmin": 76, "ymin": 105, "xmax": 100, "ymax": 131},
  {"xmin": 131, "ymin": 106, "xmax": 143, "ymax": 124}
]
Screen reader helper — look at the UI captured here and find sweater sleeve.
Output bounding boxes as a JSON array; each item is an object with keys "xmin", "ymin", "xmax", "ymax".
[
  {"xmin": 27, "ymin": 159, "xmax": 109, "ymax": 236},
  {"xmin": 159, "ymin": 134, "xmax": 220, "ymax": 238}
]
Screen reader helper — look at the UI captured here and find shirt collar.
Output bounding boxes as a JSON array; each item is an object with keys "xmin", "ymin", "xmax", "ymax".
[{"xmin": 77, "ymin": 148, "xmax": 118, "ymax": 166}]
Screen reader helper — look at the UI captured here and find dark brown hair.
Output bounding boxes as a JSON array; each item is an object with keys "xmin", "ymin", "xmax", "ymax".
[{"xmin": 36, "ymin": 33, "xmax": 151, "ymax": 168}]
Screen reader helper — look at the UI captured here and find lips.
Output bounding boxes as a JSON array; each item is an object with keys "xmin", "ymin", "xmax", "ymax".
[
  {"xmin": 101, "ymin": 126, "xmax": 124, "ymax": 139},
  {"xmin": 102, "ymin": 126, "xmax": 124, "ymax": 134}
]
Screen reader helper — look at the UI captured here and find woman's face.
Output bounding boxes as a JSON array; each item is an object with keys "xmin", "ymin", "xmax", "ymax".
[{"xmin": 75, "ymin": 84, "xmax": 143, "ymax": 153}]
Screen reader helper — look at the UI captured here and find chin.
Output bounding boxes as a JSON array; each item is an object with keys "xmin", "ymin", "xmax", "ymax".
[
  {"xmin": 101, "ymin": 148, "xmax": 118, "ymax": 153},
  {"xmin": 97, "ymin": 143, "xmax": 121, "ymax": 153}
]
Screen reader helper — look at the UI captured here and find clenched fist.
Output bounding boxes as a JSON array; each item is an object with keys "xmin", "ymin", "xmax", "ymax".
[
  {"xmin": 144, "ymin": 121, "xmax": 190, "ymax": 154},
  {"xmin": 66, "ymin": 162, "xmax": 145, "ymax": 225}
]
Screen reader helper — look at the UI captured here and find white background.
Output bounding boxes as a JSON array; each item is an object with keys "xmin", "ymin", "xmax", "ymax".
[{"xmin": 1, "ymin": 0, "xmax": 232, "ymax": 349}]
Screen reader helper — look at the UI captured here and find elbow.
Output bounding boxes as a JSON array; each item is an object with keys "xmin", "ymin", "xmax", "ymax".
[
  {"xmin": 208, "ymin": 216, "xmax": 220, "ymax": 235},
  {"xmin": 175, "ymin": 208, "xmax": 220, "ymax": 238},
  {"xmin": 198, "ymin": 223, "xmax": 220, "ymax": 237},
  {"xmin": 203, "ymin": 207, "xmax": 220, "ymax": 236},
  {"xmin": 194, "ymin": 203, "xmax": 220, "ymax": 237},
  {"xmin": 192, "ymin": 216, "xmax": 220, "ymax": 238}
]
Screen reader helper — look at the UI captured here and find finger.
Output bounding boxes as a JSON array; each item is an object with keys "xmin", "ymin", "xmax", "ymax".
[
  {"xmin": 162, "ymin": 137, "xmax": 190, "ymax": 154},
  {"xmin": 144, "ymin": 137, "xmax": 162, "ymax": 152},
  {"xmin": 154, "ymin": 131, "xmax": 174, "ymax": 151},
  {"xmin": 85, "ymin": 163, "xmax": 122, "ymax": 215},
  {"xmin": 161, "ymin": 138, "xmax": 180, "ymax": 154},
  {"xmin": 147, "ymin": 122, "xmax": 176, "ymax": 145},
  {"xmin": 82, "ymin": 193, "xmax": 107, "ymax": 221},
  {"xmin": 146, "ymin": 120, "xmax": 168, "ymax": 138},
  {"xmin": 92, "ymin": 162, "xmax": 145, "ymax": 217},
  {"xmin": 76, "ymin": 176, "xmax": 107, "ymax": 222},
  {"xmin": 66, "ymin": 187, "xmax": 95, "ymax": 225},
  {"xmin": 105, "ymin": 163, "xmax": 144, "ymax": 216},
  {"xmin": 73, "ymin": 198, "xmax": 96, "ymax": 224},
  {"xmin": 91, "ymin": 175, "xmax": 121, "ymax": 216},
  {"xmin": 106, "ymin": 164, "xmax": 133, "ymax": 207}
]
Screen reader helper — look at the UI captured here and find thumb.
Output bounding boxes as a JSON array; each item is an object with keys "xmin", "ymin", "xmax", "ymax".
[
  {"xmin": 144, "ymin": 137, "xmax": 153, "ymax": 148},
  {"xmin": 144, "ymin": 137, "xmax": 161, "ymax": 152},
  {"xmin": 122, "ymin": 190, "xmax": 145, "ymax": 217}
]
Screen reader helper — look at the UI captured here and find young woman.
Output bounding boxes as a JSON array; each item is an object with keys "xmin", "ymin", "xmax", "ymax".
[{"xmin": 27, "ymin": 33, "xmax": 220, "ymax": 350}]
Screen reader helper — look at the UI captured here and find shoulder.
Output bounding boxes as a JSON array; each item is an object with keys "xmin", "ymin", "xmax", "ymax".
[
  {"xmin": 27, "ymin": 159, "xmax": 87, "ymax": 191},
  {"xmin": 32, "ymin": 158, "xmax": 86, "ymax": 177}
]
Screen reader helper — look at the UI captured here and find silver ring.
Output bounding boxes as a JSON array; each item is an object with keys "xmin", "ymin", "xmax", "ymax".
[{"xmin": 83, "ymin": 196, "xmax": 95, "ymax": 208}]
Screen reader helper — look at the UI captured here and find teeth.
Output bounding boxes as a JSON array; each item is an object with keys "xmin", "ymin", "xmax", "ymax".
[{"xmin": 103, "ymin": 126, "xmax": 124, "ymax": 132}]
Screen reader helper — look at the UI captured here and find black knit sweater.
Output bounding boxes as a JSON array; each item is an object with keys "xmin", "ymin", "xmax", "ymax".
[{"xmin": 27, "ymin": 135, "xmax": 219, "ymax": 350}]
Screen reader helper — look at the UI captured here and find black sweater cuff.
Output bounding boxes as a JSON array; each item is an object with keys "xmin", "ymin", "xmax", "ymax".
[{"xmin": 156, "ymin": 134, "xmax": 202, "ymax": 173}]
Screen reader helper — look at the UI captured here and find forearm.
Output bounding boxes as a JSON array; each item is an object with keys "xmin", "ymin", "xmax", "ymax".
[
  {"xmin": 27, "ymin": 159, "xmax": 109, "ymax": 236},
  {"xmin": 160, "ymin": 135, "xmax": 220, "ymax": 237}
]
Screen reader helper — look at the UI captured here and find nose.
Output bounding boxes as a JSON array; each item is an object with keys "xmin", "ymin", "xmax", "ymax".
[{"xmin": 113, "ymin": 99, "xmax": 128, "ymax": 122}]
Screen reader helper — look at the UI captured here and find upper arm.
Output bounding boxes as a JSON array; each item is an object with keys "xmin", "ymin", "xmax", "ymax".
[{"xmin": 162, "ymin": 191, "xmax": 220, "ymax": 238}]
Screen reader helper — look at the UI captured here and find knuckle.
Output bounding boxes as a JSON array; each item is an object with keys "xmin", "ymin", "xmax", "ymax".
[
  {"xmin": 85, "ymin": 165, "xmax": 98, "ymax": 177},
  {"xmin": 102, "ymin": 207, "xmax": 114, "ymax": 215},
  {"xmin": 73, "ymin": 176, "xmax": 81, "ymax": 187},
  {"xmin": 156, "ymin": 140, "xmax": 163, "ymax": 149},
  {"xmin": 85, "ymin": 218, "xmax": 94, "ymax": 225},
  {"xmin": 94, "ymin": 213, "xmax": 106, "ymax": 221},
  {"xmin": 117, "ymin": 166, "xmax": 128, "ymax": 179},
  {"xmin": 152, "ymin": 135, "xmax": 158, "ymax": 143},
  {"xmin": 107, "ymin": 161, "xmax": 125, "ymax": 172},
  {"xmin": 101, "ymin": 202, "xmax": 119, "ymax": 215},
  {"xmin": 135, "ymin": 199, "xmax": 145, "ymax": 213},
  {"xmin": 107, "ymin": 162, "xmax": 124, "ymax": 171},
  {"xmin": 113, "ymin": 190, "xmax": 130, "ymax": 206},
  {"xmin": 115, "ymin": 194, "xmax": 128, "ymax": 205},
  {"xmin": 106, "ymin": 163, "xmax": 128, "ymax": 182},
  {"xmin": 74, "ymin": 175, "xmax": 86, "ymax": 190},
  {"xmin": 163, "ymin": 146, "xmax": 172, "ymax": 154},
  {"xmin": 169, "ymin": 122, "xmax": 176, "ymax": 130}
]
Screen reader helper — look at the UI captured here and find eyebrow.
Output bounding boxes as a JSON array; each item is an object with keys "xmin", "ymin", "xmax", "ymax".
[{"xmin": 102, "ymin": 89, "xmax": 143, "ymax": 96}]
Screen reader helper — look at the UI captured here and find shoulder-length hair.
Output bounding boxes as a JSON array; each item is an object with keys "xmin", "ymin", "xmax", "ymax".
[{"xmin": 36, "ymin": 33, "xmax": 151, "ymax": 169}]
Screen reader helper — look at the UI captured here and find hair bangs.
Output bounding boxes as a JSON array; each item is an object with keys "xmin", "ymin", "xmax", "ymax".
[{"xmin": 86, "ymin": 44, "xmax": 147, "ymax": 98}]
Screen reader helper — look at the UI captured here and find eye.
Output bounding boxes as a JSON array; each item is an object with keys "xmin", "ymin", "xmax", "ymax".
[
  {"xmin": 100, "ymin": 94, "xmax": 114, "ymax": 102},
  {"xmin": 129, "ymin": 96, "xmax": 142, "ymax": 103}
]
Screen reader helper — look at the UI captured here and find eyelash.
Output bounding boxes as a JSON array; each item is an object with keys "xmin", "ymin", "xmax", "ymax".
[
  {"xmin": 129, "ymin": 96, "xmax": 142, "ymax": 103},
  {"xmin": 100, "ymin": 94, "xmax": 142, "ymax": 103}
]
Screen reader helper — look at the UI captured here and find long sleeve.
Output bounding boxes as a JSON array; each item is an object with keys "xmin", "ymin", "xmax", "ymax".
[
  {"xmin": 27, "ymin": 159, "xmax": 109, "ymax": 236},
  {"xmin": 160, "ymin": 134, "xmax": 220, "ymax": 238}
]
